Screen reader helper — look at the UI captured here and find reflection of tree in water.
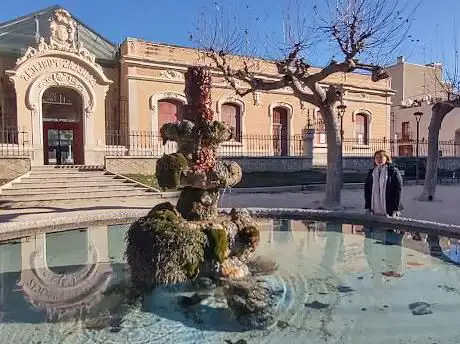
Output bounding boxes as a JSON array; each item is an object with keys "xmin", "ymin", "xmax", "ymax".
[{"xmin": 319, "ymin": 223, "xmax": 344, "ymax": 275}]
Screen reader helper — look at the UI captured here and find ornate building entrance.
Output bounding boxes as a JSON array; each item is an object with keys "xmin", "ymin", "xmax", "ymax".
[
  {"xmin": 5, "ymin": 9, "xmax": 112, "ymax": 166},
  {"xmin": 42, "ymin": 88, "xmax": 84, "ymax": 165}
]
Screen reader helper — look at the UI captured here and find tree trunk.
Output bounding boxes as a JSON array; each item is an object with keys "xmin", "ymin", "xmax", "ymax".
[
  {"xmin": 419, "ymin": 106, "xmax": 448, "ymax": 201},
  {"xmin": 322, "ymin": 105, "xmax": 343, "ymax": 206}
]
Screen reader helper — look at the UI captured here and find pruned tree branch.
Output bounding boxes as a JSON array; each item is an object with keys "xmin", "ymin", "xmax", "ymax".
[{"xmin": 192, "ymin": 0, "xmax": 416, "ymax": 206}]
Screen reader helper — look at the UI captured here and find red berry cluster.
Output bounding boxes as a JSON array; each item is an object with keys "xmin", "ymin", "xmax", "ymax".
[{"xmin": 193, "ymin": 146, "xmax": 217, "ymax": 172}]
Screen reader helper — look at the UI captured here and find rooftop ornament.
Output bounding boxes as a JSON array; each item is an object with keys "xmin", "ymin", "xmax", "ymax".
[{"xmin": 125, "ymin": 66, "xmax": 278, "ymax": 329}]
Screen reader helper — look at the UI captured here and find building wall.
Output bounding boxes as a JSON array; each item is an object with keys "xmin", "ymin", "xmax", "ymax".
[
  {"xmin": 1, "ymin": 9, "xmax": 393, "ymax": 167},
  {"xmin": 121, "ymin": 39, "xmax": 393, "ymax": 144},
  {"xmin": 386, "ymin": 58, "xmax": 459, "ymax": 156},
  {"xmin": 393, "ymin": 103, "xmax": 460, "ymax": 142},
  {"xmin": 386, "ymin": 58, "xmax": 443, "ymax": 107}
]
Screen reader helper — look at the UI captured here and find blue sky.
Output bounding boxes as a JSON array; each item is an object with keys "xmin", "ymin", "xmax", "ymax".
[{"xmin": 0, "ymin": 0, "xmax": 459, "ymax": 69}]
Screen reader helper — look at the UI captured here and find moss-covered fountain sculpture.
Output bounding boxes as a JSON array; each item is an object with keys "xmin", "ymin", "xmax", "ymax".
[{"xmin": 126, "ymin": 67, "xmax": 264, "ymax": 294}]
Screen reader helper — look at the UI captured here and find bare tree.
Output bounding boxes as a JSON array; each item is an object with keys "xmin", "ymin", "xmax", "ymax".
[
  {"xmin": 193, "ymin": 0, "xmax": 414, "ymax": 207},
  {"xmin": 419, "ymin": 50, "xmax": 460, "ymax": 201}
]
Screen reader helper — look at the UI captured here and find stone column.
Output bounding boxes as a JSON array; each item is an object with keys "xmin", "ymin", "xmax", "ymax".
[{"xmin": 302, "ymin": 128, "xmax": 315, "ymax": 158}]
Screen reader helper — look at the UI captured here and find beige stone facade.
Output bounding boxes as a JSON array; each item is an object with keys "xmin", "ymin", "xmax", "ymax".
[
  {"xmin": 386, "ymin": 57, "xmax": 460, "ymax": 157},
  {"xmin": 0, "ymin": 6, "xmax": 394, "ymax": 167}
]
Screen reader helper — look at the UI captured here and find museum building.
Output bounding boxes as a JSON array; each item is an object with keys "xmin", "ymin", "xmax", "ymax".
[{"xmin": 0, "ymin": 5, "xmax": 394, "ymax": 167}]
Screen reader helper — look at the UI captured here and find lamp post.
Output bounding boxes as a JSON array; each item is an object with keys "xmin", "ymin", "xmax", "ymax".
[
  {"xmin": 391, "ymin": 111, "xmax": 396, "ymax": 156},
  {"xmin": 337, "ymin": 103, "xmax": 347, "ymax": 142},
  {"xmin": 413, "ymin": 111, "xmax": 423, "ymax": 185}
]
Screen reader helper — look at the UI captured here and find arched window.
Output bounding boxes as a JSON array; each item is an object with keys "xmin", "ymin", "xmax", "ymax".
[
  {"xmin": 315, "ymin": 118, "xmax": 326, "ymax": 144},
  {"xmin": 221, "ymin": 103, "xmax": 242, "ymax": 141},
  {"xmin": 158, "ymin": 99, "xmax": 184, "ymax": 131},
  {"xmin": 355, "ymin": 113, "xmax": 369, "ymax": 145}
]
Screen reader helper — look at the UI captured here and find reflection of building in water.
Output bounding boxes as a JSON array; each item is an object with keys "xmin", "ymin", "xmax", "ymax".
[{"xmin": 0, "ymin": 225, "xmax": 127, "ymax": 323}]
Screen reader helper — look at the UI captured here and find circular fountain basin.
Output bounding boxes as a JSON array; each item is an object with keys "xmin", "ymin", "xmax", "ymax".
[{"xmin": 1, "ymin": 210, "xmax": 460, "ymax": 344}]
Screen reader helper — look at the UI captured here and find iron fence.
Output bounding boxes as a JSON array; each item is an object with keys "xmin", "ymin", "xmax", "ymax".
[
  {"xmin": 343, "ymin": 138, "xmax": 460, "ymax": 158},
  {"xmin": 105, "ymin": 131, "xmax": 305, "ymax": 157},
  {"xmin": 105, "ymin": 131, "xmax": 460, "ymax": 158},
  {"xmin": 0, "ymin": 127, "xmax": 29, "ymax": 156}
]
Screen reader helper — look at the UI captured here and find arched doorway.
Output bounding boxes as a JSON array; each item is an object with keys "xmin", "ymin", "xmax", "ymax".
[
  {"xmin": 272, "ymin": 106, "xmax": 289, "ymax": 156},
  {"xmin": 42, "ymin": 88, "xmax": 84, "ymax": 165}
]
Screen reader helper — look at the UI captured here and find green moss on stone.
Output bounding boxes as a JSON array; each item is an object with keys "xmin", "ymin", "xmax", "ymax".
[
  {"xmin": 176, "ymin": 187, "xmax": 219, "ymax": 221},
  {"xmin": 204, "ymin": 226, "xmax": 229, "ymax": 263},
  {"xmin": 125, "ymin": 203, "xmax": 206, "ymax": 291},
  {"xmin": 155, "ymin": 153, "xmax": 188, "ymax": 190}
]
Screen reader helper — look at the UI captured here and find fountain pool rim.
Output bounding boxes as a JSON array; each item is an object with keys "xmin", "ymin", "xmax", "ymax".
[{"xmin": 2, "ymin": 207, "xmax": 460, "ymax": 242}]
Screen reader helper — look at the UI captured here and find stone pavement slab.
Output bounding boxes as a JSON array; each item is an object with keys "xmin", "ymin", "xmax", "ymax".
[{"xmin": 1, "ymin": 185, "xmax": 459, "ymax": 227}]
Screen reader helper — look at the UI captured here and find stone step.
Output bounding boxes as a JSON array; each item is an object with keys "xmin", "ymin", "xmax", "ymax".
[
  {"xmin": 28, "ymin": 171, "xmax": 110, "ymax": 177},
  {"xmin": 1, "ymin": 185, "xmax": 148, "ymax": 195},
  {"xmin": 8, "ymin": 180, "xmax": 136, "ymax": 189},
  {"xmin": 31, "ymin": 165, "xmax": 104, "ymax": 171},
  {"xmin": 0, "ymin": 189, "xmax": 158, "ymax": 202},
  {"xmin": 19, "ymin": 175, "xmax": 119, "ymax": 183}
]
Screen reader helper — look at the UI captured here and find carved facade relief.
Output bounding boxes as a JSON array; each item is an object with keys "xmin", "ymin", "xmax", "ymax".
[
  {"xmin": 159, "ymin": 70, "xmax": 184, "ymax": 81},
  {"xmin": 16, "ymin": 9, "xmax": 99, "ymax": 70},
  {"xmin": 27, "ymin": 71, "xmax": 95, "ymax": 117}
]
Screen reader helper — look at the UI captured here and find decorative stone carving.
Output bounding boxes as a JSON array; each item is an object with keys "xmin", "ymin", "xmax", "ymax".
[
  {"xmin": 159, "ymin": 70, "xmax": 184, "ymax": 81},
  {"xmin": 149, "ymin": 92, "xmax": 187, "ymax": 111},
  {"xmin": 216, "ymin": 96, "xmax": 246, "ymax": 115},
  {"xmin": 49, "ymin": 9, "xmax": 78, "ymax": 51},
  {"xmin": 16, "ymin": 9, "xmax": 100, "ymax": 70},
  {"xmin": 27, "ymin": 71, "xmax": 95, "ymax": 117},
  {"xmin": 253, "ymin": 92, "xmax": 261, "ymax": 106}
]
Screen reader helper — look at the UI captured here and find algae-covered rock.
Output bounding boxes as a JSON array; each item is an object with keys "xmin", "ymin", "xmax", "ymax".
[
  {"xmin": 202, "ymin": 120, "xmax": 233, "ymax": 146},
  {"xmin": 224, "ymin": 277, "xmax": 281, "ymax": 329},
  {"xmin": 155, "ymin": 153, "xmax": 188, "ymax": 190},
  {"xmin": 203, "ymin": 225, "xmax": 229, "ymax": 263},
  {"xmin": 176, "ymin": 187, "xmax": 219, "ymax": 221},
  {"xmin": 209, "ymin": 160, "xmax": 243, "ymax": 188},
  {"xmin": 125, "ymin": 202, "xmax": 206, "ymax": 290}
]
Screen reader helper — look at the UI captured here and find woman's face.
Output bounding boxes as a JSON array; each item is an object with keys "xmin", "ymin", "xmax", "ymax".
[{"xmin": 374, "ymin": 153, "xmax": 387, "ymax": 166}]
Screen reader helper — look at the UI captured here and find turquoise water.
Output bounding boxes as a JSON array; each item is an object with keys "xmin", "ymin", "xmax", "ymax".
[{"xmin": 1, "ymin": 219, "xmax": 460, "ymax": 343}]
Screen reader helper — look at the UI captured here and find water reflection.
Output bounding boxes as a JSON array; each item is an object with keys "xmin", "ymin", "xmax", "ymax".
[{"xmin": 0, "ymin": 219, "xmax": 459, "ymax": 343}]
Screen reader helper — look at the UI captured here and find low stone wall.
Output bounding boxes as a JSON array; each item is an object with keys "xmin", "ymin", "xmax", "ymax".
[
  {"xmin": 342, "ymin": 156, "xmax": 460, "ymax": 172},
  {"xmin": 105, "ymin": 157, "xmax": 156, "ymax": 175},
  {"xmin": 437, "ymin": 158, "xmax": 460, "ymax": 171},
  {"xmin": 231, "ymin": 157, "xmax": 312, "ymax": 172},
  {"xmin": 105, "ymin": 156, "xmax": 313, "ymax": 175},
  {"xmin": 0, "ymin": 157, "xmax": 31, "ymax": 181},
  {"xmin": 105, "ymin": 155, "xmax": 460, "ymax": 176},
  {"xmin": 343, "ymin": 157, "xmax": 373, "ymax": 171}
]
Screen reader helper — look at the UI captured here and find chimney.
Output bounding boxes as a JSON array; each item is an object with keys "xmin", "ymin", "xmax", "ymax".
[{"xmin": 397, "ymin": 56, "xmax": 405, "ymax": 64}]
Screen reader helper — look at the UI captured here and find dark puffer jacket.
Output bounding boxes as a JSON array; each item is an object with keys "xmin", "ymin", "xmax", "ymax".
[{"xmin": 364, "ymin": 164, "xmax": 403, "ymax": 216}]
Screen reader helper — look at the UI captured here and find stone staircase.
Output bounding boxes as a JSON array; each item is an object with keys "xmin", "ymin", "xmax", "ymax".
[{"xmin": 0, "ymin": 165, "xmax": 162, "ymax": 204}]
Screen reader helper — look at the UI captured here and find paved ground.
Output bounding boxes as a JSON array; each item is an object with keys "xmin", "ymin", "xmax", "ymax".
[{"xmin": 1, "ymin": 185, "xmax": 459, "ymax": 225}]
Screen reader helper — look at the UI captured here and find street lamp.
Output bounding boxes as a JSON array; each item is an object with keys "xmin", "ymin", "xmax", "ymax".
[
  {"xmin": 391, "ymin": 111, "xmax": 396, "ymax": 155},
  {"xmin": 413, "ymin": 111, "xmax": 423, "ymax": 185},
  {"xmin": 337, "ymin": 103, "xmax": 347, "ymax": 141}
]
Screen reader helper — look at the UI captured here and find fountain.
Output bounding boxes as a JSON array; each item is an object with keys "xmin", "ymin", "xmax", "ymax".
[{"xmin": 125, "ymin": 66, "xmax": 277, "ymax": 328}]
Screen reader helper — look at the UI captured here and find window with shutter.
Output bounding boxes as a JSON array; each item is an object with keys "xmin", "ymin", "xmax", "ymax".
[
  {"xmin": 355, "ymin": 113, "xmax": 368, "ymax": 145},
  {"xmin": 221, "ymin": 103, "xmax": 242, "ymax": 141},
  {"xmin": 158, "ymin": 99, "xmax": 183, "ymax": 131},
  {"xmin": 272, "ymin": 107, "xmax": 289, "ymax": 156}
]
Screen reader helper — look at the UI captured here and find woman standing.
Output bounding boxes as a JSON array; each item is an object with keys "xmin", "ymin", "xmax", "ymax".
[{"xmin": 365, "ymin": 150, "xmax": 403, "ymax": 217}]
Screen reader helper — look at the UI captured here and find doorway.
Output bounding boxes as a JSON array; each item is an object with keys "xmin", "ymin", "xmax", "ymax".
[
  {"xmin": 272, "ymin": 107, "xmax": 289, "ymax": 156},
  {"xmin": 42, "ymin": 88, "xmax": 84, "ymax": 165}
]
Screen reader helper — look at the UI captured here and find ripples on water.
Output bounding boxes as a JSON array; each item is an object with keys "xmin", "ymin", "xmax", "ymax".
[{"xmin": 1, "ymin": 219, "xmax": 460, "ymax": 344}]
